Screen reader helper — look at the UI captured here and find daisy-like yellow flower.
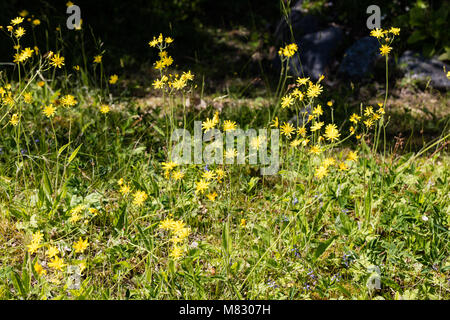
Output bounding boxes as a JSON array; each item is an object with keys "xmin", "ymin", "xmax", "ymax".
[
  {"xmin": 363, "ymin": 118, "xmax": 374, "ymax": 128},
  {"xmin": 296, "ymin": 77, "xmax": 310, "ymax": 85},
  {"xmin": 27, "ymin": 242, "xmax": 41, "ymax": 255},
  {"xmin": 379, "ymin": 45, "xmax": 392, "ymax": 56},
  {"xmin": 206, "ymin": 192, "xmax": 218, "ymax": 201},
  {"xmin": 169, "ymin": 246, "xmax": 183, "ymax": 260},
  {"xmin": 389, "ymin": 27, "xmax": 400, "ymax": 35},
  {"xmin": 202, "ymin": 118, "xmax": 216, "ymax": 132},
  {"xmin": 313, "ymin": 104, "xmax": 323, "ymax": 116},
  {"xmin": 290, "ymin": 139, "xmax": 302, "ymax": 147},
  {"xmin": 240, "ymin": 219, "xmax": 246, "ymax": 227},
  {"xmin": 315, "ymin": 166, "xmax": 328, "ymax": 179},
  {"xmin": 297, "ymin": 126, "xmax": 307, "ymax": 137},
  {"xmin": 60, "ymin": 94, "xmax": 77, "ymax": 107},
  {"xmin": 120, "ymin": 184, "xmax": 131, "ymax": 196},
  {"xmin": 271, "ymin": 117, "xmax": 279, "ymax": 128},
  {"xmin": 322, "ymin": 157, "xmax": 336, "ymax": 168},
  {"xmin": 225, "ymin": 148, "xmax": 237, "ymax": 159},
  {"xmin": 48, "ymin": 256, "xmax": 66, "ymax": 271},
  {"xmin": 223, "ymin": 120, "xmax": 237, "ymax": 131},
  {"xmin": 11, "ymin": 17, "xmax": 24, "ymax": 25},
  {"xmin": 10, "ymin": 113, "xmax": 20, "ymax": 126},
  {"xmin": 339, "ymin": 162, "xmax": 349, "ymax": 171},
  {"xmin": 34, "ymin": 261, "xmax": 47, "ymax": 276},
  {"xmin": 159, "ymin": 217, "xmax": 177, "ymax": 230},
  {"xmin": 202, "ymin": 170, "xmax": 216, "ymax": 181},
  {"xmin": 73, "ymin": 237, "xmax": 89, "ymax": 253},
  {"xmin": 43, "ymin": 104, "xmax": 56, "ymax": 118},
  {"xmin": 23, "ymin": 92, "xmax": 33, "ymax": 103},
  {"xmin": 46, "ymin": 245, "xmax": 59, "ymax": 259},
  {"xmin": 347, "ymin": 151, "xmax": 358, "ymax": 162},
  {"xmin": 310, "ymin": 121, "xmax": 324, "ymax": 132},
  {"xmin": 324, "ymin": 124, "xmax": 340, "ymax": 142},
  {"xmin": 50, "ymin": 53, "xmax": 65, "ymax": 68},
  {"xmin": 281, "ymin": 94, "xmax": 294, "ymax": 109},
  {"xmin": 309, "ymin": 145, "xmax": 321, "ymax": 154},
  {"xmin": 215, "ymin": 168, "xmax": 225, "ymax": 180},
  {"xmin": 364, "ymin": 106, "xmax": 374, "ymax": 117},
  {"xmin": 349, "ymin": 113, "xmax": 361, "ymax": 124},
  {"xmin": 292, "ymin": 88, "xmax": 304, "ymax": 100},
  {"xmin": 165, "ymin": 37, "xmax": 174, "ymax": 44},
  {"xmin": 172, "ymin": 170, "xmax": 185, "ymax": 181},
  {"xmin": 93, "ymin": 55, "xmax": 102, "ymax": 63},
  {"xmin": 307, "ymin": 83, "xmax": 323, "ymax": 99},
  {"xmin": 109, "ymin": 74, "xmax": 119, "ymax": 84},
  {"xmin": 162, "ymin": 161, "xmax": 177, "ymax": 171},
  {"xmin": 327, "ymin": 101, "xmax": 333, "ymax": 107},
  {"xmin": 370, "ymin": 28, "xmax": 384, "ymax": 38},
  {"xmin": 32, "ymin": 19, "xmax": 41, "ymax": 26},
  {"xmin": 99, "ymin": 104, "xmax": 110, "ymax": 114},
  {"xmin": 195, "ymin": 179, "xmax": 210, "ymax": 194},
  {"xmin": 279, "ymin": 43, "xmax": 298, "ymax": 58},
  {"xmin": 132, "ymin": 190, "xmax": 148, "ymax": 206},
  {"xmin": 15, "ymin": 27, "xmax": 26, "ymax": 38},
  {"xmin": 280, "ymin": 122, "xmax": 295, "ymax": 138}
]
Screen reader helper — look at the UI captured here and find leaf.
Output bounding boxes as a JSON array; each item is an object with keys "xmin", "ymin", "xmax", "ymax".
[
  {"xmin": 58, "ymin": 142, "xmax": 70, "ymax": 157},
  {"xmin": 222, "ymin": 221, "xmax": 231, "ymax": 258},
  {"xmin": 67, "ymin": 144, "xmax": 83, "ymax": 164},
  {"xmin": 314, "ymin": 236, "xmax": 337, "ymax": 260}
]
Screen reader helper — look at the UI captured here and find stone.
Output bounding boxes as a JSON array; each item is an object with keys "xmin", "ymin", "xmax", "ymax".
[
  {"xmin": 338, "ymin": 36, "xmax": 380, "ymax": 80},
  {"xmin": 288, "ymin": 26, "xmax": 344, "ymax": 80},
  {"xmin": 398, "ymin": 51, "xmax": 450, "ymax": 90}
]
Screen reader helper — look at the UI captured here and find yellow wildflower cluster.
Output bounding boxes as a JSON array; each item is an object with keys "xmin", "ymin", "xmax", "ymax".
[
  {"xmin": 159, "ymin": 217, "xmax": 190, "ymax": 260},
  {"xmin": 278, "ymin": 43, "xmax": 298, "ymax": 58},
  {"xmin": 117, "ymin": 179, "xmax": 148, "ymax": 206},
  {"xmin": 370, "ymin": 27, "xmax": 400, "ymax": 57}
]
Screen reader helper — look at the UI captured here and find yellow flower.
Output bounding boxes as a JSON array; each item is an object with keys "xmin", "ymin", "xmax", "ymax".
[
  {"xmin": 27, "ymin": 242, "xmax": 41, "ymax": 255},
  {"xmin": 48, "ymin": 256, "xmax": 66, "ymax": 271},
  {"xmin": 206, "ymin": 192, "xmax": 218, "ymax": 201},
  {"xmin": 169, "ymin": 246, "xmax": 183, "ymax": 260},
  {"xmin": 279, "ymin": 43, "xmax": 298, "ymax": 58},
  {"xmin": 109, "ymin": 74, "xmax": 119, "ymax": 84},
  {"xmin": 322, "ymin": 157, "xmax": 336, "ymax": 168},
  {"xmin": 34, "ymin": 261, "xmax": 47, "ymax": 276},
  {"xmin": 43, "ymin": 104, "xmax": 56, "ymax": 118},
  {"xmin": 309, "ymin": 145, "xmax": 321, "ymax": 154},
  {"xmin": 280, "ymin": 122, "xmax": 295, "ymax": 138},
  {"xmin": 11, "ymin": 17, "xmax": 24, "ymax": 25},
  {"xmin": 202, "ymin": 118, "xmax": 216, "ymax": 132},
  {"xmin": 215, "ymin": 168, "xmax": 225, "ymax": 180},
  {"xmin": 93, "ymin": 55, "xmax": 102, "ymax": 63},
  {"xmin": 67, "ymin": 1, "xmax": 74, "ymax": 6},
  {"xmin": 324, "ymin": 124, "xmax": 340, "ymax": 141},
  {"xmin": 15, "ymin": 27, "xmax": 26, "ymax": 38},
  {"xmin": 165, "ymin": 37, "xmax": 174, "ymax": 44},
  {"xmin": 73, "ymin": 65, "xmax": 80, "ymax": 71},
  {"xmin": 195, "ymin": 179, "xmax": 210, "ymax": 194},
  {"xmin": 389, "ymin": 27, "xmax": 400, "ymax": 35},
  {"xmin": 19, "ymin": 10, "xmax": 29, "ymax": 17},
  {"xmin": 339, "ymin": 162, "xmax": 349, "ymax": 171},
  {"xmin": 307, "ymin": 83, "xmax": 323, "ymax": 99},
  {"xmin": 10, "ymin": 114, "xmax": 20, "ymax": 126},
  {"xmin": 99, "ymin": 104, "xmax": 110, "ymax": 114},
  {"xmin": 225, "ymin": 149, "xmax": 237, "ymax": 159},
  {"xmin": 162, "ymin": 161, "xmax": 177, "ymax": 171},
  {"xmin": 310, "ymin": 121, "xmax": 324, "ymax": 132},
  {"xmin": 202, "ymin": 170, "xmax": 216, "ymax": 181},
  {"xmin": 23, "ymin": 92, "xmax": 33, "ymax": 103},
  {"xmin": 271, "ymin": 117, "xmax": 279, "ymax": 128},
  {"xmin": 50, "ymin": 53, "xmax": 65, "ymax": 68},
  {"xmin": 32, "ymin": 19, "xmax": 41, "ymax": 26},
  {"xmin": 61, "ymin": 94, "xmax": 77, "ymax": 107},
  {"xmin": 370, "ymin": 28, "xmax": 384, "ymax": 38},
  {"xmin": 349, "ymin": 113, "xmax": 361, "ymax": 124},
  {"xmin": 290, "ymin": 139, "xmax": 302, "ymax": 147},
  {"xmin": 347, "ymin": 151, "xmax": 358, "ymax": 162},
  {"xmin": 172, "ymin": 170, "xmax": 185, "ymax": 181},
  {"xmin": 313, "ymin": 104, "xmax": 323, "ymax": 116},
  {"xmin": 281, "ymin": 94, "xmax": 294, "ymax": 108},
  {"xmin": 380, "ymin": 45, "xmax": 392, "ymax": 56},
  {"xmin": 120, "ymin": 184, "xmax": 131, "ymax": 196},
  {"xmin": 223, "ymin": 120, "xmax": 237, "ymax": 131},
  {"xmin": 327, "ymin": 101, "xmax": 333, "ymax": 107},
  {"xmin": 296, "ymin": 77, "xmax": 310, "ymax": 85},
  {"xmin": 73, "ymin": 237, "xmax": 89, "ymax": 253},
  {"xmin": 315, "ymin": 166, "xmax": 328, "ymax": 179},
  {"xmin": 240, "ymin": 219, "xmax": 246, "ymax": 227},
  {"xmin": 132, "ymin": 190, "xmax": 148, "ymax": 206}
]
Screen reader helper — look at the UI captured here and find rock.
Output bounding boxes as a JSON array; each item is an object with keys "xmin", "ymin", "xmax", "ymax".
[
  {"xmin": 398, "ymin": 51, "xmax": 450, "ymax": 90},
  {"xmin": 274, "ymin": 1, "xmax": 319, "ymax": 45},
  {"xmin": 338, "ymin": 36, "xmax": 380, "ymax": 80},
  {"xmin": 288, "ymin": 26, "xmax": 344, "ymax": 80}
]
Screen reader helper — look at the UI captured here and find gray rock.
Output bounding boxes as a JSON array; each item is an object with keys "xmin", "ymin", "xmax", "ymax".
[
  {"xmin": 398, "ymin": 51, "xmax": 450, "ymax": 90},
  {"xmin": 289, "ymin": 26, "xmax": 344, "ymax": 80},
  {"xmin": 338, "ymin": 36, "xmax": 380, "ymax": 79}
]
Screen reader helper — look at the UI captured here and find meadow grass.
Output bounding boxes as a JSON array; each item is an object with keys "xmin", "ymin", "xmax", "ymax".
[{"xmin": 0, "ymin": 8, "xmax": 449, "ymax": 300}]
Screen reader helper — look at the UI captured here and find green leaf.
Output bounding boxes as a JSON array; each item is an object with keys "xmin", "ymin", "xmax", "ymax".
[
  {"xmin": 67, "ymin": 144, "xmax": 83, "ymax": 164},
  {"xmin": 58, "ymin": 142, "xmax": 70, "ymax": 157},
  {"xmin": 314, "ymin": 236, "xmax": 337, "ymax": 260}
]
